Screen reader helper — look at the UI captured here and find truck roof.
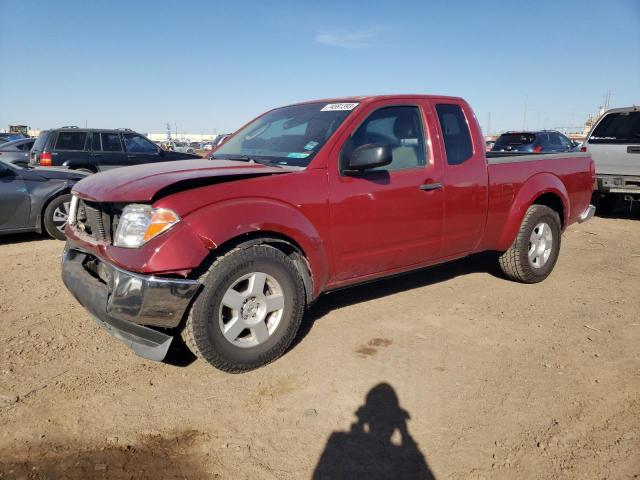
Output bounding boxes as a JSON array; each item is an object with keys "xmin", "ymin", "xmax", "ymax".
[
  {"xmin": 599, "ymin": 105, "xmax": 639, "ymax": 115},
  {"xmin": 285, "ymin": 94, "xmax": 465, "ymax": 108}
]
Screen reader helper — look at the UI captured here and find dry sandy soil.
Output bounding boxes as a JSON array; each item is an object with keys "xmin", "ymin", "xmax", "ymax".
[{"xmin": 1, "ymin": 212, "xmax": 639, "ymax": 479}]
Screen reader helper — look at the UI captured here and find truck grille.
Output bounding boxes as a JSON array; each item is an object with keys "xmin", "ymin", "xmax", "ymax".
[{"xmin": 75, "ymin": 200, "xmax": 113, "ymax": 242}]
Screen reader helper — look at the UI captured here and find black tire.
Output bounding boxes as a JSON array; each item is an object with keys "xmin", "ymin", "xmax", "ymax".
[
  {"xmin": 181, "ymin": 244, "xmax": 306, "ymax": 372},
  {"xmin": 498, "ymin": 205, "xmax": 561, "ymax": 284},
  {"xmin": 43, "ymin": 194, "xmax": 72, "ymax": 240},
  {"xmin": 595, "ymin": 193, "xmax": 617, "ymax": 215}
]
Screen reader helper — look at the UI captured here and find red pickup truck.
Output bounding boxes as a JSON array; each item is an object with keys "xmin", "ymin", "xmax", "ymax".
[{"xmin": 61, "ymin": 95, "xmax": 596, "ymax": 372}]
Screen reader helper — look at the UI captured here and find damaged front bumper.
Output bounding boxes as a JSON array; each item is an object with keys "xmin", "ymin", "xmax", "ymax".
[{"xmin": 61, "ymin": 247, "xmax": 200, "ymax": 361}]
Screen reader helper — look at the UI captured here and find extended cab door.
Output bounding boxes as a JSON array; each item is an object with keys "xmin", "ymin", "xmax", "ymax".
[
  {"xmin": 328, "ymin": 100, "xmax": 444, "ymax": 283},
  {"xmin": 432, "ymin": 101, "xmax": 488, "ymax": 257}
]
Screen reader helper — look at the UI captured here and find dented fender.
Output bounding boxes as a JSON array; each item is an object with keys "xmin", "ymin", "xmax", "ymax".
[{"xmin": 183, "ymin": 197, "xmax": 330, "ymax": 298}]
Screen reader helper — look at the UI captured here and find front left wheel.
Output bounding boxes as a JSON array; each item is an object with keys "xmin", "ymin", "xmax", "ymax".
[
  {"xmin": 43, "ymin": 194, "xmax": 72, "ymax": 240},
  {"xmin": 181, "ymin": 244, "xmax": 306, "ymax": 372}
]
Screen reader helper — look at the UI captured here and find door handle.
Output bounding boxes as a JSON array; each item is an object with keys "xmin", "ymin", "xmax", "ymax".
[
  {"xmin": 628, "ymin": 146, "xmax": 640, "ymax": 154},
  {"xmin": 420, "ymin": 182, "xmax": 443, "ymax": 191}
]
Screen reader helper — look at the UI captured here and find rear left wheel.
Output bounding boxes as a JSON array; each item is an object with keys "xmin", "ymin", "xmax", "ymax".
[
  {"xmin": 181, "ymin": 244, "xmax": 306, "ymax": 372},
  {"xmin": 43, "ymin": 193, "xmax": 72, "ymax": 240},
  {"xmin": 498, "ymin": 204, "xmax": 562, "ymax": 283}
]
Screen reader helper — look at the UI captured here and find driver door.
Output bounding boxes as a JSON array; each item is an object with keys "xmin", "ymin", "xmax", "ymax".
[
  {"xmin": 0, "ymin": 163, "xmax": 31, "ymax": 231},
  {"xmin": 327, "ymin": 101, "xmax": 444, "ymax": 283}
]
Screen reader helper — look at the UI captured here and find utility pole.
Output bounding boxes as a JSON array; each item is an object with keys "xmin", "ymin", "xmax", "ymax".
[
  {"xmin": 522, "ymin": 96, "xmax": 528, "ymax": 131},
  {"xmin": 486, "ymin": 112, "xmax": 491, "ymax": 136},
  {"xmin": 603, "ymin": 90, "xmax": 612, "ymax": 111}
]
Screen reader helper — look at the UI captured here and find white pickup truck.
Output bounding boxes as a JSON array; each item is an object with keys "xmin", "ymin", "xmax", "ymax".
[{"xmin": 582, "ymin": 106, "xmax": 640, "ymax": 213}]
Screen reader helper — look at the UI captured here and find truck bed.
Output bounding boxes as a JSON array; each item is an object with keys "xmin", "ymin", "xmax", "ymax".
[{"xmin": 480, "ymin": 151, "xmax": 594, "ymax": 251}]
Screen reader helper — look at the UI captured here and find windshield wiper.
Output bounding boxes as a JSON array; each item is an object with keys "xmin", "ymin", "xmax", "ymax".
[{"xmin": 215, "ymin": 155, "xmax": 279, "ymax": 167}]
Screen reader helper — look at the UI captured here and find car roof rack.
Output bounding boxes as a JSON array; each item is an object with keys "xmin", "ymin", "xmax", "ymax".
[{"xmin": 60, "ymin": 126, "xmax": 79, "ymax": 129}]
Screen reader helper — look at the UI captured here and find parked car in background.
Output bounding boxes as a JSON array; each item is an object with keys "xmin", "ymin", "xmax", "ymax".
[
  {"xmin": 0, "ymin": 133, "xmax": 26, "ymax": 144},
  {"xmin": 0, "ymin": 138, "xmax": 35, "ymax": 167},
  {"xmin": 491, "ymin": 130, "xmax": 580, "ymax": 153},
  {"xmin": 582, "ymin": 106, "xmax": 640, "ymax": 213},
  {"xmin": 61, "ymin": 94, "xmax": 595, "ymax": 372},
  {"xmin": 29, "ymin": 128, "xmax": 200, "ymax": 172},
  {"xmin": 0, "ymin": 159, "xmax": 86, "ymax": 240},
  {"xmin": 164, "ymin": 141, "xmax": 197, "ymax": 154}
]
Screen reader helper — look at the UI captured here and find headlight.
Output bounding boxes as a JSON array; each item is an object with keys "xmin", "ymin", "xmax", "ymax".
[{"xmin": 113, "ymin": 204, "xmax": 180, "ymax": 248}]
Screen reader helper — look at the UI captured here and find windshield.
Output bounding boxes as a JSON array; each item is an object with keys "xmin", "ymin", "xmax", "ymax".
[
  {"xmin": 213, "ymin": 102, "xmax": 358, "ymax": 167},
  {"xmin": 494, "ymin": 133, "xmax": 536, "ymax": 146},
  {"xmin": 590, "ymin": 112, "xmax": 640, "ymax": 143}
]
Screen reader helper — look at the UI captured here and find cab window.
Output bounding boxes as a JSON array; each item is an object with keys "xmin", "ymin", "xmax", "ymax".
[
  {"xmin": 436, "ymin": 104, "xmax": 473, "ymax": 165},
  {"xmin": 344, "ymin": 106, "xmax": 427, "ymax": 172}
]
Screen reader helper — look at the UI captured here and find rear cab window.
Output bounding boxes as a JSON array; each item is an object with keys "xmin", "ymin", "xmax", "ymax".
[
  {"xmin": 55, "ymin": 131, "xmax": 88, "ymax": 151},
  {"xmin": 590, "ymin": 111, "xmax": 640, "ymax": 144},
  {"xmin": 435, "ymin": 104, "xmax": 473, "ymax": 165}
]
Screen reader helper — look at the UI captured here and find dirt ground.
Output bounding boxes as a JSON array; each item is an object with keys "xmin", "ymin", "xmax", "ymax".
[{"xmin": 1, "ymin": 212, "xmax": 639, "ymax": 479}]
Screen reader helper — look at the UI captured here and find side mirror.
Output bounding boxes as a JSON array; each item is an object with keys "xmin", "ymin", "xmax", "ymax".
[
  {"xmin": 345, "ymin": 144, "xmax": 392, "ymax": 174},
  {"xmin": 158, "ymin": 148, "xmax": 165, "ymax": 157}
]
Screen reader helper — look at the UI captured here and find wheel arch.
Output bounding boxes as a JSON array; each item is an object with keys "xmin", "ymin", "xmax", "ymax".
[
  {"xmin": 181, "ymin": 196, "xmax": 331, "ymax": 301},
  {"xmin": 531, "ymin": 192, "xmax": 565, "ymax": 228},
  {"xmin": 496, "ymin": 173, "xmax": 569, "ymax": 251},
  {"xmin": 192, "ymin": 231, "xmax": 315, "ymax": 305},
  {"xmin": 38, "ymin": 186, "xmax": 73, "ymax": 234}
]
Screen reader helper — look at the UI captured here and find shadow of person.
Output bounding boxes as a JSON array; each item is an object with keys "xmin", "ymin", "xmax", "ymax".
[{"xmin": 313, "ymin": 383, "xmax": 435, "ymax": 480}]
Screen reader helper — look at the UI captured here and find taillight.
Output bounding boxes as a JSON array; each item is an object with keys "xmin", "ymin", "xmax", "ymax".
[
  {"xmin": 533, "ymin": 145, "xmax": 543, "ymax": 153},
  {"xmin": 39, "ymin": 152, "xmax": 52, "ymax": 166},
  {"xmin": 580, "ymin": 146, "xmax": 587, "ymax": 152}
]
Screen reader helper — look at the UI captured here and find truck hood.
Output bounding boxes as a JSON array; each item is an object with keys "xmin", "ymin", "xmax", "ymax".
[{"xmin": 72, "ymin": 159, "xmax": 292, "ymax": 202}]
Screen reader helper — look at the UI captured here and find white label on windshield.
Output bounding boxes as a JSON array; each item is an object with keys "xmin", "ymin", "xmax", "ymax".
[{"xmin": 321, "ymin": 102, "xmax": 359, "ymax": 112}]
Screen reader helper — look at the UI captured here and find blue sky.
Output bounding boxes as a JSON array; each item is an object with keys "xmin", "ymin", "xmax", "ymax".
[{"xmin": 1, "ymin": 0, "xmax": 638, "ymax": 136}]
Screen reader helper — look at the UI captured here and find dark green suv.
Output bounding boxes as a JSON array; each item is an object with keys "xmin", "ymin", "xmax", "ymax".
[{"xmin": 29, "ymin": 127, "xmax": 200, "ymax": 172}]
